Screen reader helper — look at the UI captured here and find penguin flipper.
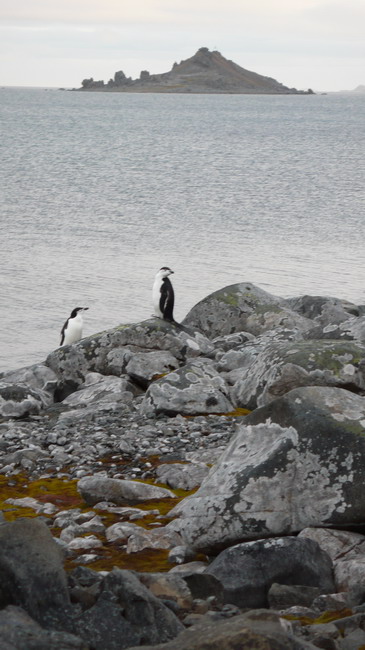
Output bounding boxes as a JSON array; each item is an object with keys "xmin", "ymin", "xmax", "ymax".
[{"xmin": 160, "ymin": 278, "xmax": 175, "ymax": 321}]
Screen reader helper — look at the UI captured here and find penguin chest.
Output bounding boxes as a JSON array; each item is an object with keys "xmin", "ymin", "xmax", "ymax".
[
  {"xmin": 64, "ymin": 316, "xmax": 83, "ymax": 344},
  {"xmin": 152, "ymin": 279, "xmax": 163, "ymax": 317}
]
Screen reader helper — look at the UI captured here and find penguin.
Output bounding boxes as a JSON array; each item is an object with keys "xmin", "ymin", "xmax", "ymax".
[
  {"xmin": 152, "ymin": 267, "xmax": 175, "ymax": 322},
  {"xmin": 60, "ymin": 307, "xmax": 89, "ymax": 346}
]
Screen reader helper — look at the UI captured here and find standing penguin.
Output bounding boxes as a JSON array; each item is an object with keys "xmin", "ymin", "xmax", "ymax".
[
  {"xmin": 152, "ymin": 267, "xmax": 175, "ymax": 322},
  {"xmin": 60, "ymin": 307, "xmax": 89, "ymax": 346}
]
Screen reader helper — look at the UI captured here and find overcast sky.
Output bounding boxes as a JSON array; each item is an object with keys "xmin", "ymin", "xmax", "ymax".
[{"xmin": 1, "ymin": 0, "xmax": 364, "ymax": 91}]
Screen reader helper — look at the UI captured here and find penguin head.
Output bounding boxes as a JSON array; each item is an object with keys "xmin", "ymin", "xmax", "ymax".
[
  {"xmin": 70, "ymin": 307, "xmax": 89, "ymax": 317},
  {"xmin": 158, "ymin": 267, "xmax": 174, "ymax": 278}
]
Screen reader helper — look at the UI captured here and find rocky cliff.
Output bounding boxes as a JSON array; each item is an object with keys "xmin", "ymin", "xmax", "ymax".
[{"xmin": 79, "ymin": 47, "xmax": 313, "ymax": 94}]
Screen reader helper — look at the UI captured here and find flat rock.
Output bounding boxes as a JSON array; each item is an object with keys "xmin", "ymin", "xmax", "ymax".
[{"xmin": 78, "ymin": 475, "xmax": 176, "ymax": 506}]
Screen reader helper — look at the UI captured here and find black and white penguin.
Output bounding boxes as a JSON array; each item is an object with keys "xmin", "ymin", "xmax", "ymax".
[
  {"xmin": 60, "ymin": 307, "xmax": 89, "ymax": 346},
  {"xmin": 152, "ymin": 267, "xmax": 175, "ymax": 322}
]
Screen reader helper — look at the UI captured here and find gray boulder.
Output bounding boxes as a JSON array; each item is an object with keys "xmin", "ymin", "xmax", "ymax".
[
  {"xmin": 0, "ymin": 362, "xmax": 59, "ymax": 418},
  {"xmin": 75, "ymin": 568, "xmax": 184, "ymax": 650},
  {"xmin": 0, "ymin": 383, "xmax": 46, "ymax": 418},
  {"xmin": 304, "ymin": 315, "xmax": 365, "ymax": 343},
  {"xmin": 287, "ymin": 294, "xmax": 360, "ymax": 324},
  {"xmin": 182, "ymin": 282, "xmax": 312, "ymax": 339},
  {"xmin": 267, "ymin": 583, "xmax": 320, "ymax": 610},
  {"xmin": 125, "ymin": 609, "xmax": 303, "ymax": 650},
  {"xmin": 125, "ymin": 350, "xmax": 180, "ymax": 388},
  {"xmin": 46, "ymin": 319, "xmax": 213, "ymax": 391},
  {"xmin": 141, "ymin": 358, "xmax": 233, "ymax": 416},
  {"xmin": 231, "ymin": 339, "xmax": 365, "ymax": 410},
  {"xmin": 155, "ymin": 462, "xmax": 210, "ymax": 491},
  {"xmin": 167, "ymin": 386, "xmax": 365, "ymax": 553},
  {"xmin": 78, "ymin": 475, "xmax": 176, "ymax": 506},
  {"xmin": 0, "ymin": 363, "xmax": 58, "ymax": 401},
  {"xmin": 0, "ymin": 606, "xmax": 85, "ymax": 650},
  {"xmin": 61, "ymin": 372, "xmax": 139, "ymax": 407},
  {"xmin": 204, "ymin": 537, "xmax": 334, "ymax": 608},
  {"xmin": 0, "ymin": 518, "xmax": 73, "ymax": 630}
]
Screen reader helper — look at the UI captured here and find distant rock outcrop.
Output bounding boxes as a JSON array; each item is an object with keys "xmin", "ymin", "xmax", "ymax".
[{"xmin": 79, "ymin": 47, "xmax": 313, "ymax": 94}]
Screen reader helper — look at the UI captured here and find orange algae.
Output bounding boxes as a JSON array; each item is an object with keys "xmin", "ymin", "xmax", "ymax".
[
  {"xmin": 0, "ymin": 473, "xmax": 196, "ymax": 573},
  {"xmin": 282, "ymin": 608, "xmax": 354, "ymax": 626}
]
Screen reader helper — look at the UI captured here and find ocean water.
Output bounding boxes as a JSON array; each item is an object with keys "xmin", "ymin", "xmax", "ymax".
[{"xmin": 0, "ymin": 87, "xmax": 364, "ymax": 372}]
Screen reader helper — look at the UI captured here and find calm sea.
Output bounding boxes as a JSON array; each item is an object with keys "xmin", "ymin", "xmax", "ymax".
[{"xmin": 0, "ymin": 87, "xmax": 364, "ymax": 372}]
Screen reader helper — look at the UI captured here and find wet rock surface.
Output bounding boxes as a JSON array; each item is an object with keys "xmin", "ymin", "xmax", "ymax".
[{"xmin": 1, "ymin": 282, "xmax": 365, "ymax": 649}]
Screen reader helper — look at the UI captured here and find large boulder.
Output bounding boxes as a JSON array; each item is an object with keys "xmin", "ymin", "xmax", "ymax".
[
  {"xmin": 46, "ymin": 319, "xmax": 213, "ymax": 390},
  {"xmin": 0, "ymin": 606, "xmax": 85, "ymax": 650},
  {"xmin": 0, "ymin": 363, "xmax": 59, "ymax": 418},
  {"xmin": 167, "ymin": 386, "xmax": 365, "ymax": 553},
  {"xmin": 0, "ymin": 518, "xmax": 73, "ymax": 630},
  {"xmin": 75, "ymin": 568, "xmax": 184, "ymax": 650},
  {"xmin": 0, "ymin": 383, "xmax": 47, "ymax": 418},
  {"xmin": 299, "ymin": 527, "xmax": 365, "ymax": 593},
  {"xmin": 230, "ymin": 339, "xmax": 365, "ymax": 410},
  {"xmin": 141, "ymin": 359, "xmax": 233, "ymax": 416},
  {"xmin": 204, "ymin": 536, "xmax": 335, "ymax": 608},
  {"xmin": 182, "ymin": 282, "xmax": 312, "ymax": 339},
  {"xmin": 286, "ymin": 294, "xmax": 360, "ymax": 325},
  {"xmin": 0, "ymin": 363, "xmax": 58, "ymax": 401}
]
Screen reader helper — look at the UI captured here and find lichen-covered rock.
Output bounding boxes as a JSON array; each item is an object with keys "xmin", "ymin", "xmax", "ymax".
[
  {"xmin": 155, "ymin": 462, "xmax": 210, "ymax": 491},
  {"xmin": 204, "ymin": 537, "xmax": 334, "ymax": 608},
  {"xmin": 78, "ymin": 475, "xmax": 176, "ymax": 506},
  {"xmin": 299, "ymin": 527, "xmax": 365, "ymax": 593},
  {"xmin": 231, "ymin": 339, "xmax": 365, "ymax": 410},
  {"xmin": 141, "ymin": 359, "xmax": 233, "ymax": 416},
  {"xmin": 0, "ymin": 382, "xmax": 46, "ymax": 418},
  {"xmin": 211, "ymin": 331, "xmax": 255, "ymax": 354},
  {"xmin": 126, "ymin": 527, "xmax": 183, "ymax": 554},
  {"xmin": 167, "ymin": 386, "xmax": 365, "ymax": 553},
  {"xmin": 0, "ymin": 363, "xmax": 58, "ymax": 400},
  {"xmin": 46, "ymin": 319, "xmax": 213, "ymax": 390},
  {"xmin": 61, "ymin": 372, "xmax": 139, "ymax": 407},
  {"xmin": 182, "ymin": 282, "xmax": 313, "ymax": 339},
  {"xmin": 125, "ymin": 350, "xmax": 180, "ymax": 388},
  {"xmin": 0, "ymin": 363, "xmax": 59, "ymax": 418},
  {"xmin": 298, "ymin": 527, "xmax": 365, "ymax": 562},
  {"xmin": 286, "ymin": 294, "xmax": 360, "ymax": 325},
  {"xmin": 304, "ymin": 314, "xmax": 365, "ymax": 343}
]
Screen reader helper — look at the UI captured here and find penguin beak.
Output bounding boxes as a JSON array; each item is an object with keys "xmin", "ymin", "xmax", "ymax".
[{"xmin": 83, "ymin": 307, "xmax": 89, "ymax": 311}]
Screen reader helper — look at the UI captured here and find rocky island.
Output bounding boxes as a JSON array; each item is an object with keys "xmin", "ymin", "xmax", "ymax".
[
  {"xmin": 1, "ymin": 281, "xmax": 365, "ymax": 649},
  {"xmin": 79, "ymin": 47, "xmax": 313, "ymax": 94}
]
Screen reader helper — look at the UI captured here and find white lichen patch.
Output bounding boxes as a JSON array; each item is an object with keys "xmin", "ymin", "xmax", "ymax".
[
  {"xmin": 186, "ymin": 339, "xmax": 200, "ymax": 350},
  {"xmin": 323, "ymin": 324, "xmax": 339, "ymax": 333},
  {"xmin": 342, "ymin": 364, "xmax": 356, "ymax": 376}
]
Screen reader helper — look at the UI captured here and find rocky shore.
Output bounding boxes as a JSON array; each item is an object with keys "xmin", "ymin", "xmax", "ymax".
[{"xmin": 1, "ymin": 281, "xmax": 365, "ymax": 649}]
